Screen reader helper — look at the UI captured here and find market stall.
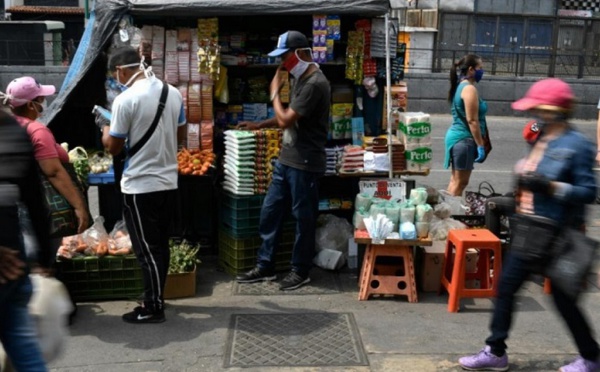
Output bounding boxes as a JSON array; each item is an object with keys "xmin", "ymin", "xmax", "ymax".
[{"xmin": 41, "ymin": 0, "xmax": 444, "ymax": 294}]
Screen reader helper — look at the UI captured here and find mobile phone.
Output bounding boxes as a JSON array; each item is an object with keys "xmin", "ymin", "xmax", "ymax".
[{"xmin": 92, "ymin": 105, "xmax": 112, "ymax": 121}]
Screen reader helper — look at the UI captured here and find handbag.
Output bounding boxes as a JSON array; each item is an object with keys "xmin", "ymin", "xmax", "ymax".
[
  {"xmin": 545, "ymin": 228, "xmax": 598, "ymax": 299},
  {"xmin": 465, "ymin": 181, "xmax": 501, "ymax": 216},
  {"xmin": 509, "ymin": 213, "xmax": 560, "ymax": 273},
  {"xmin": 41, "ymin": 162, "xmax": 89, "ymax": 238},
  {"xmin": 113, "ymin": 82, "xmax": 169, "ymax": 186},
  {"xmin": 483, "ymin": 128, "xmax": 492, "ymax": 157}
]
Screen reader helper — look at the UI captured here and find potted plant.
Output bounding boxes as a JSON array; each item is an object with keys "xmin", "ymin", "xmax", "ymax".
[{"xmin": 164, "ymin": 239, "xmax": 200, "ymax": 299}]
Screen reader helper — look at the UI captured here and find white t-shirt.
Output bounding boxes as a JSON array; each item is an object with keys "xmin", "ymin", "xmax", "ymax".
[{"xmin": 110, "ymin": 77, "xmax": 186, "ymax": 194}]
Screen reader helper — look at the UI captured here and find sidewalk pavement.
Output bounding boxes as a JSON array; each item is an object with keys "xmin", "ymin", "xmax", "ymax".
[{"xmin": 48, "ymin": 204, "xmax": 600, "ymax": 372}]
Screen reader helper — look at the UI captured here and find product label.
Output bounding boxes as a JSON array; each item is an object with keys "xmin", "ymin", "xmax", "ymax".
[{"xmin": 406, "ymin": 147, "xmax": 433, "ymax": 164}]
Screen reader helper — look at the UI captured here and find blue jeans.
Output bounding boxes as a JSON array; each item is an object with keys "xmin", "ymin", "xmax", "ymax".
[
  {"xmin": 0, "ymin": 276, "xmax": 47, "ymax": 371},
  {"xmin": 486, "ymin": 251, "xmax": 599, "ymax": 360},
  {"xmin": 257, "ymin": 162, "xmax": 321, "ymax": 277}
]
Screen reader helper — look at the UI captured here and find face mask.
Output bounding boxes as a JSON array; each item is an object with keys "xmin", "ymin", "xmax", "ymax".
[
  {"xmin": 31, "ymin": 100, "xmax": 46, "ymax": 115},
  {"xmin": 282, "ymin": 49, "xmax": 316, "ymax": 79},
  {"xmin": 474, "ymin": 69, "xmax": 484, "ymax": 83},
  {"xmin": 117, "ymin": 58, "xmax": 154, "ymax": 87}
]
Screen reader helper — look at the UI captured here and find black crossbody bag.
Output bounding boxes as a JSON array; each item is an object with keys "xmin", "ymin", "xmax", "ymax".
[{"xmin": 113, "ymin": 82, "xmax": 169, "ymax": 186}]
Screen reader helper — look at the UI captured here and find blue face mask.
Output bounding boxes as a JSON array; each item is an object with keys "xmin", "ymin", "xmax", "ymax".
[{"xmin": 474, "ymin": 69, "xmax": 484, "ymax": 83}]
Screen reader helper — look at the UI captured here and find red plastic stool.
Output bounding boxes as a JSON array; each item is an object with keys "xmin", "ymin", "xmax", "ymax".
[{"xmin": 440, "ymin": 229, "xmax": 502, "ymax": 312}]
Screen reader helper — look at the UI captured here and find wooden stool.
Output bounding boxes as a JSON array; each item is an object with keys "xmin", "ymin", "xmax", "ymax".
[
  {"xmin": 358, "ymin": 243, "xmax": 418, "ymax": 302},
  {"xmin": 440, "ymin": 229, "xmax": 502, "ymax": 312}
]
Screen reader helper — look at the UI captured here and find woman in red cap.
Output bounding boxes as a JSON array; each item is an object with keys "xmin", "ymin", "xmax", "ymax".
[{"xmin": 459, "ymin": 78, "xmax": 599, "ymax": 372}]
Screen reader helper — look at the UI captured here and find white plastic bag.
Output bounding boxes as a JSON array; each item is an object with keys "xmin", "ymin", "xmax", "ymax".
[
  {"xmin": 29, "ymin": 274, "xmax": 74, "ymax": 363},
  {"xmin": 315, "ymin": 214, "xmax": 353, "ymax": 254}
]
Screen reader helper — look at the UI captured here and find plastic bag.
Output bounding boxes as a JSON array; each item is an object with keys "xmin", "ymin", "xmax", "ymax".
[
  {"xmin": 82, "ymin": 216, "xmax": 109, "ymax": 256},
  {"xmin": 429, "ymin": 215, "xmax": 468, "ymax": 241},
  {"xmin": 315, "ymin": 214, "xmax": 353, "ymax": 254},
  {"xmin": 108, "ymin": 220, "xmax": 132, "ymax": 255},
  {"xmin": 438, "ymin": 190, "xmax": 468, "ymax": 216},
  {"xmin": 29, "ymin": 274, "xmax": 74, "ymax": 363}
]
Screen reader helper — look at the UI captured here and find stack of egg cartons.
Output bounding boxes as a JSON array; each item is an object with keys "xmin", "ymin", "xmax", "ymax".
[
  {"xmin": 397, "ymin": 112, "xmax": 432, "ymax": 173},
  {"xmin": 223, "ymin": 130, "xmax": 256, "ymax": 195}
]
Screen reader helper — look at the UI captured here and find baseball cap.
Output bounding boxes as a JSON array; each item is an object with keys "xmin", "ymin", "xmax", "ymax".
[
  {"xmin": 511, "ymin": 78, "xmax": 574, "ymax": 112},
  {"xmin": 522, "ymin": 119, "xmax": 540, "ymax": 145},
  {"xmin": 6, "ymin": 76, "xmax": 56, "ymax": 107},
  {"xmin": 268, "ymin": 31, "xmax": 310, "ymax": 57}
]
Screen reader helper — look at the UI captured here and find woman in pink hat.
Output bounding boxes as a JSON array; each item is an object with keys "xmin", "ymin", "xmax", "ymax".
[
  {"xmin": 459, "ymin": 78, "xmax": 599, "ymax": 372},
  {"xmin": 0, "ymin": 77, "xmax": 89, "ymax": 235}
]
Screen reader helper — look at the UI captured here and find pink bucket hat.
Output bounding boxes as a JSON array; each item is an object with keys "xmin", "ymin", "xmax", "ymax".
[
  {"xmin": 512, "ymin": 78, "xmax": 574, "ymax": 112},
  {"xmin": 5, "ymin": 76, "xmax": 56, "ymax": 107}
]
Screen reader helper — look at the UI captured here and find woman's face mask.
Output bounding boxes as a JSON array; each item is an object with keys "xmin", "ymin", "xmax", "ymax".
[
  {"xmin": 282, "ymin": 48, "xmax": 315, "ymax": 79},
  {"xmin": 31, "ymin": 99, "xmax": 46, "ymax": 116},
  {"xmin": 474, "ymin": 68, "xmax": 484, "ymax": 83}
]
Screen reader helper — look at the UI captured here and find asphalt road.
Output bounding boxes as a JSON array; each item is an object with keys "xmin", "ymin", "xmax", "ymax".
[{"xmin": 409, "ymin": 114, "xmax": 598, "ymax": 195}]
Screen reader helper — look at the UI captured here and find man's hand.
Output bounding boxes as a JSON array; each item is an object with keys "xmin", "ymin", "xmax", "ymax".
[
  {"xmin": 270, "ymin": 66, "xmax": 285, "ymax": 101},
  {"xmin": 94, "ymin": 111, "xmax": 110, "ymax": 131},
  {"xmin": 0, "ymin": 246, "xmax": 26, "ymax": 284},
  {"xmin": 236, "ymin": 121, "xmax": 260, "ymax": 130},
  {"xmin": 518, "ymin": 171, "xmax": 553, "ymax": 194}
]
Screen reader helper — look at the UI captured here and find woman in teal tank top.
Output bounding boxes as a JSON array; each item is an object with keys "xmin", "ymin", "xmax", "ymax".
[{"xmin": 444, "ymin": 54, "xmax": 488, "ymax": 196}]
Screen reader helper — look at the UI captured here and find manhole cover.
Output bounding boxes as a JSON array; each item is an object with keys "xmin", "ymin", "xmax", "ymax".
[
  {"xmin": 232, "ymin": 268, "xmax": 342, "ymax": 295},
  {"xmin": 224, "ymin": 313, "xmax": 369, "ymax": 368}
]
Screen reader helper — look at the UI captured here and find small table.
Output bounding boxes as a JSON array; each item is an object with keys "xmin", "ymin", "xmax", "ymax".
[{"xmin": 354, "ymin": 230, "xmax": 432, "ymax": 302}]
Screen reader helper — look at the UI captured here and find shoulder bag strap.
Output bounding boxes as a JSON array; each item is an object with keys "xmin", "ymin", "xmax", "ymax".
[{"xmin": 127, "ymin": 81, "xmax": 169, "ymax": 158}]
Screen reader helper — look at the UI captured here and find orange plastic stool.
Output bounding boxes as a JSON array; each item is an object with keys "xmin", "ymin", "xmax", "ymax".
[
  {"xmin": 358, "ymin": 244, "xmax": 418, "ymax": 302},
  {"xmin": 440, "ymin": 229, "xmax": 502, "ymax": 312}
]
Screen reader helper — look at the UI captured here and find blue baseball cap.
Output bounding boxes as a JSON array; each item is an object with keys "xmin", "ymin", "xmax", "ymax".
[{"xmin": 268, "ymin": 31, "xmax": 310, "ymax": 57}]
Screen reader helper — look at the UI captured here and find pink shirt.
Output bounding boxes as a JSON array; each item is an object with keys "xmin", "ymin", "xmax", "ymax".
[{"xmin": 15, "ymin": 116, "xmax": 69, "ymax": 163}]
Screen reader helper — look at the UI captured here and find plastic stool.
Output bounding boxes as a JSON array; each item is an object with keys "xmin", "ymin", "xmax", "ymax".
[
  {"xmin": 440, "ymin": 229, "xmax": 502, "ymax": 312},
  {"xmin": 358, "ymin": 244, "xmax": 418, "ymax": 302}
]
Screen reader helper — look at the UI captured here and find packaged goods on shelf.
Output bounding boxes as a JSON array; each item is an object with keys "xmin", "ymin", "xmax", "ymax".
[
  {"xmin": 201, "ymin": 120, "xmax": 214, "ymax": 151},
  {"xmin": 397, "ymin": 112, "xmax": 431, "ymax": 145},
  {"xmin": 382, "ymin": 83, "xmax": 408, "ymax": 129},
  {"xmin": 331, "ymin": 103, "xmax": 353, "ymax": 140},
  {"xmin": 405, "ymin": 143, "xmax": 432, "ymax": 173},
  {"xmin": 187, "ymin": 123, "xmax": 200, "ymax": 150},
  {"xmin": 340, "ymin": 145, "xmax": 364, "ymax": 173}
]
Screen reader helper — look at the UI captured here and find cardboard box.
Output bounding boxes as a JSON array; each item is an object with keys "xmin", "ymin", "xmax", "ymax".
[
  {"xmin": 164, "ymin": 266, "xmax": 197, "ymax": 299},
  {"xmin": 419, "ymin": 241, "xmax": 479, "ymax": 292}
]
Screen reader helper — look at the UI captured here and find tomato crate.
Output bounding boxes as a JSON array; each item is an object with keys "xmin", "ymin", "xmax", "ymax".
[
  {"xmin": 221, "ymin": 192, "xmax": 265, "ymax": 210},
  {"xmin": 55, "ymin": 255, "xmax": 143, "ymax": 302},
  {"xmin": 218, "ymin": 229, "xmax": 295, "ymax": 260}
]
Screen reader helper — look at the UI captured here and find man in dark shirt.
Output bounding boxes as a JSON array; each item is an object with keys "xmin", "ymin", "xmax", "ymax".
[{"xmin": 236, "ymin": 30, "xmax": 330, "ymax": 290}]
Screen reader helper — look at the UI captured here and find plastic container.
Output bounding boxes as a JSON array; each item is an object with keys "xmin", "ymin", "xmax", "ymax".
[{"xmin": 55, "ymin": 255, "xmax": 143, "ymax": 301}]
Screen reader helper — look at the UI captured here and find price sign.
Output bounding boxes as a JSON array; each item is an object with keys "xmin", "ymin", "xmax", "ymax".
[{"xmin": 358, "ymin": 178, "xmax": 406, "ymax": 202}]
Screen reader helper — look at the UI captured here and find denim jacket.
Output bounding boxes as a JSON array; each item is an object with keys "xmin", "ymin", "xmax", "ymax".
[{"xmin": 528, "ymin": 127, "xmax": 596, "ymax": 227}]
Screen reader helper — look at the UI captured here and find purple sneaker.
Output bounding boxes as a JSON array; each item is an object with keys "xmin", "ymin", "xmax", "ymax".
[
  {"xmin": 458, "ymin": 346, "xmax": 509, "ymax": 371},
  {"xmin": 559, "ymin": 356, "xmax": 600, "ymax": 372}
]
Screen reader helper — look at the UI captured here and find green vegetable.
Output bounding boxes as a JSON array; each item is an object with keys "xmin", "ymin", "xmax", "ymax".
[{"xmin": 168, "ymin": 239, "xmax": 201, "ymax": 274}]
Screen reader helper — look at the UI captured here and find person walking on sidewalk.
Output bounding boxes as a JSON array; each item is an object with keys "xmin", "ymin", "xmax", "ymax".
[
  {"xmin": 235, "ymin": 30, "xmax": 330, "ymax": 290},
  {"xmin": 458, "ymin": 78, "xmax": 599, "ymax": 372},
  {"xmin": 444, "ymin": 54, "xmax": 489, "ymax": 196},
  {"xmin": 100, "ymin": 47, "xmax": 186, "ymax": 323}
]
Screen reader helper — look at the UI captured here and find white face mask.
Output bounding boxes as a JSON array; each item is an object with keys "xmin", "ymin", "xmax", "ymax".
[
  {"xmin": 117, "ymin": 57, "xmax": 154, "ymax": 87},
  {"xmin": 31, "ymin": 100, "xmax": 47, "ymax": 116},
  {"xmin": 286, "ymin": 48, "xmax": 318, "ymax": 80}
]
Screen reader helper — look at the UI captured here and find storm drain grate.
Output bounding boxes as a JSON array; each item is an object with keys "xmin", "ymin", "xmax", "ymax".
[
  {"xmin": 232, "ymin": 268, "xmax": 342, "ymax": 295},
  {"xmin": 224, "ymin": 313, "xmax": 369, "ymax": 368}
]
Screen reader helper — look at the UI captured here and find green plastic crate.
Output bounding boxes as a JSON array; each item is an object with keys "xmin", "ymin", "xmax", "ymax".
[
  {"xmin": 56, "ymin": 255, "xmax": 143, "ymax": 302},
  {"xmin": 221, "ymin": 203, "xmax": 262, "ymax": 220},
  {"xmin": 221, "ymin": 192, "xmax": 265, "ymax": 210},
  {"xmin": 218, "ymin": 248, "xmax": 292, "ymax": 275},
  {"xmin": 218, "ymin": 229, "xmax": 295, "ymax": 260}
]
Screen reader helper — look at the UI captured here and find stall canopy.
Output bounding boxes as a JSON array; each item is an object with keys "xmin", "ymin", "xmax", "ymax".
[{"xmin": 44, "ymin": 0, "xmax": 391, "ymax": 131}]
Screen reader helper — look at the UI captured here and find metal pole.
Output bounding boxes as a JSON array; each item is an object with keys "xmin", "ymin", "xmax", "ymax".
[{"xmin": 385, "ymin": 13, "xmax": 393, "ymax": 179}]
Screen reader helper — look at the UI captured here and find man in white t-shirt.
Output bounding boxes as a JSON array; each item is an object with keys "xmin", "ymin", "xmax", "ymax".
[{"xmin": 99, "ymin": 47, "xmax": 186, "ymax": 323}]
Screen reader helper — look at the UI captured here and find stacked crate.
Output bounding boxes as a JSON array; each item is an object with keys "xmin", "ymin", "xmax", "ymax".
[{"xmin": 218, "ymin": 192, "xmax": 294, "ymax": 275}]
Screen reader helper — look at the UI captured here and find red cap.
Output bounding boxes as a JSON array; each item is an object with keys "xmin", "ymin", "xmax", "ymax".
[
  {"xmin": 522, "ymin": 120, "xmax": 540, "ymax": 145},
  {"xmin": 512, "ymin": 78, "xmax": 574, "ymax": 112}
]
